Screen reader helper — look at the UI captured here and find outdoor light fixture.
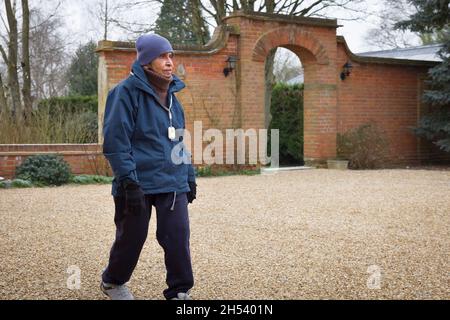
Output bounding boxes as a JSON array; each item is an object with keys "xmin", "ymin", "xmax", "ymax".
[
  {"xmin": 223, "ymin": 55, "xmax": 237, "ymax": 77},
  {"xmin": 340, "ymin": 61, "xmax": 353, "ymax": 80}
]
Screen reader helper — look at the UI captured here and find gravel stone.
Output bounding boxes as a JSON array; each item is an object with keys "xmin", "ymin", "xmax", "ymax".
[{"xmin": 0, "ymin": 169, "xmax": 449, "ymax": 300}]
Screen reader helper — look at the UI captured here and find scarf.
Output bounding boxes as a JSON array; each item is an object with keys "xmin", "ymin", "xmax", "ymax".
[{"xmin": 142, "ymin": 65, "xmax": 173, "ymax": 107}]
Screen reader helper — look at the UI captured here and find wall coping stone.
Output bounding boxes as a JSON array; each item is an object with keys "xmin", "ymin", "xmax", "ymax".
[
  {"xmin": 96, "ymin": 24, "xmax": 239, "ymax": 56},
  {"xmin": 223, "ymin": 10, "xmax": 339, "ymax": 28}
]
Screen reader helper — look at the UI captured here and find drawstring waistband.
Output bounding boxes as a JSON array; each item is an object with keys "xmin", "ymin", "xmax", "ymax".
[{"xmin": 170, "ymin": 191, "xmax": 177, "ymax": 211}]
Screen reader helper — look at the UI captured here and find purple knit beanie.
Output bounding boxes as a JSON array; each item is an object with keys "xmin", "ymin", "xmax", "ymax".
[{"xmin": 136, "ymin": 33, "xmax": 173, "ymax": 65}]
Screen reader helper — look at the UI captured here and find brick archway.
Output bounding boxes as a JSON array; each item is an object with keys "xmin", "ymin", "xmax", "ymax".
[
  {"xmin": 230, "ymin": 15, "xmax": 338, "ymax": 164},
  {"xmin": 252, "ymin": 26, "xmax": 330, "ymax": 65}
]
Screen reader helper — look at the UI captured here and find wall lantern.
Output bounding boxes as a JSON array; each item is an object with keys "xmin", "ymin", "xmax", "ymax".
[
  {"xmin": 223, "ymin": 55, "xmax": 238, "ymax": 77},
  {"xmin": 340, "ymin": 61, "xmax": 353, "ymax": 80}
]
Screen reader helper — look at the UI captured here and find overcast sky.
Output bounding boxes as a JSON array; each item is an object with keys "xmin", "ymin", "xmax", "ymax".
[{"xmin": 28, "ymin": 0, "xmax": 418, "ymax": 56}]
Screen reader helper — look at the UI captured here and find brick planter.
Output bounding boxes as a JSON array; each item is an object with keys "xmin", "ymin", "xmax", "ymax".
[{"xmin": 327, "ymin": 159, "xmax": 349, "ymax": 170}]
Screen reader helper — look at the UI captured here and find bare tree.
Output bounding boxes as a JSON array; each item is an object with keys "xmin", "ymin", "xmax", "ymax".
[
  {"xmin": 21, "ymin": 0, "xmax": 31, "ymax": 115},
  {"xmin": 364, "ymin": 0, "xmax": 421, "ymax": 50},
  {"xmin": 88, "ymin": 0, "xmax": 122, "ymax": 40},
  {"xmin": 0, "ymin": 0, "xmax": 35, "ymax": 118},
  {"xmin": 189, "ymin": 0, "xmax": 210, "ymax": 44},
  {"xmin": 0, "ymin": 0, "xmax": 66, "ymax": 118},
  {"xmin": 1, "ymin": 0, "xmax": 23, "ymax": 117},
  {"xmin": 29, "ymin": 8, "xmax": 69, "ymax": 100},
  {"xmin": 88, "ymin": 0, "xmax": 161, "ymax": 40},
  {"xmin": 198, "ymin": 0, "xmax": 369, "ymax": 23},
  {"xmin": 0, "ymin": 71, "xmax": 8, "ymax": 115},
  {"xmin": 273, "ymin": 48, "xmax": 303, "ymax": 83},
  {"xmin": 103, "ymin": 0, "xmax": 109, "ymax": 40}
]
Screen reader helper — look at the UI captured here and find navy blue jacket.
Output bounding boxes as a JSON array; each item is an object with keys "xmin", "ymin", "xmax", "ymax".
[{"xmin": 103, "ymin": 60, "xmax": 196, "ymax": 196}]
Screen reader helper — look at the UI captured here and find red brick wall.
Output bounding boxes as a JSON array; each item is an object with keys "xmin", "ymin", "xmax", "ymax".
[
  {"xmin": 95, "ymin": 12, "xmax": 448, "ymax": 167},
  {"xmin": 336, "ymin": 40, "xmax": 450, "ymax": 165},
  {"xmin": 0, "ymin": 144, "xmax": 111, "ymax": 179}
]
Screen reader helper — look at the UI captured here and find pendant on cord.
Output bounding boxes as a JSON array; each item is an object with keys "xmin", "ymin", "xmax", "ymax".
[{"xmin": 168, "ymin": 126, "xmax": 176, "ymax": 140}]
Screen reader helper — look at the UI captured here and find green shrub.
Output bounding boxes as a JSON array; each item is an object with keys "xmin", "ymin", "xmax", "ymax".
[
  {"xmin": 269, "ymin": 83, "xmax": 304, "ymax": 165},
  {"xmin": 0, "ymin": 96, "xmax": 98, "ymax": 144},
  {"xmin": 70, "ymin": 175, "xmax": 113, "ymax": 184},
  {"xmin": 196, "ymin": 166, "xmax": 212, "ymax": 177},
  {"xmin": 195, "ymin": 165, "xmax": 259, "ymax": 177},
  {"xmin": 70, "ymin": 175, "xmax": 90, "ymax": 184},
  {"xmin": 11, "ymin": 179, "xmax": 33, "ymax": 188},
  {"xmin": 337, "ymin": 122, "xmax": 390, "ymax": 169},
  {"xmin": 16, "ymin": 154, "xmax": 71, "ymax": 186},
  {"xmin": 0, "ymin": 179, "xmax": 34, "ymax": 188}
]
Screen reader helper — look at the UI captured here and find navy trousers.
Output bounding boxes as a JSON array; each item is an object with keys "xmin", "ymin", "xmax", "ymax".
[{"xmin": 102, "ymin": 192, "xmax": 194, "ymax": 299}]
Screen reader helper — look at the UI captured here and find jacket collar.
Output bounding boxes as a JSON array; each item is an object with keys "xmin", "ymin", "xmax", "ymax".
[{"xmin": 130, "ymin": 60, "xmax": 185, "ymax": 98}]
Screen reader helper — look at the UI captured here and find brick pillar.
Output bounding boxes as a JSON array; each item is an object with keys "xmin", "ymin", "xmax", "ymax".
[
  {"xmin": 303, "ymin": 62, "xmax": 338, "ymax": 166},
  {"xmin": 96, "ymin": 41, "xmax": 136, "ymax": 144}
]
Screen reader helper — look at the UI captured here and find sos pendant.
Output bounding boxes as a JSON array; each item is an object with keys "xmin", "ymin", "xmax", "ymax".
[
  {"xmin": 166, "ymin": 95, "xmax": 176, "ymax": 140},
  {"xmin": 168, "ymin": 126, "xmax": 176, "ymax": 140}
]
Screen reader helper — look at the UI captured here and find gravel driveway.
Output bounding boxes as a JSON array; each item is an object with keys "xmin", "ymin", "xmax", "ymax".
[{"xmin": 0, "ymin": 168, "xmax": 449, "ymax": 300}]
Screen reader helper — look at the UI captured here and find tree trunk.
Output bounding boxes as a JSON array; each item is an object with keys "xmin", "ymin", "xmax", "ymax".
[
  {"xmin": 212, "ymin": 0, "xmax": 226, "ymax": 25},
  {"xmin": 104, "ymin": 0, "xmax": 108, "ymax": 40},
  {"xmin": 5, "ymin": 0, "xmax": 22, "ymax": 118},
  {"xmin": 0, "ymin": 73, "xmax": 8, "ymax": 116},
  {"xmin": 0, "ymin": 45, "xmax": 8, "ymax": 114},
  {"xmin": 241, "ymin": 0, "xmax": 256, "ymax": 12},
  {"xmin": 265, "ymin": 0, "xmax": 275, "ymax": 13},
  {"xmin": 189, "ymin": 0, "xmax": 208, "ymax": 45},
  {"xmin": 21, "ymin": 0, "xmax": 32, "ymax": 116}
]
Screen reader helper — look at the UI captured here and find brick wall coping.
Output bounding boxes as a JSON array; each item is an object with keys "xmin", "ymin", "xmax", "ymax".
[
  {"xmin": 96, "ymin": 24, "xmax": 239, "ymax": 56},
  {"xmin": 0, "ymin": 151, "xmax": 103, "ymax": 156},
  {"xmin": 337, "ymin": 36, "xmax": 440, "ymax": 67},
  {"xmin": 0, "ymin": 144, "xmax": 102, "ymax": 155},
  {"xmin": 222, "ymin": 10, "xmax": 339, "ymax": 28}
]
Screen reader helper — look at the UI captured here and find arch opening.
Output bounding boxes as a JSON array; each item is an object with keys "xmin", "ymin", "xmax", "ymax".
[{"xmin": 266, "ymin": 46, "xmax": 305, "ymax": 167}]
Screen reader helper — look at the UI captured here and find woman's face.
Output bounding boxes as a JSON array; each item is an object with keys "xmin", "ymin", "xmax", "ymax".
[{"xmin": 150, "ymin": 52, "xmax": 174, "ymax": 77}]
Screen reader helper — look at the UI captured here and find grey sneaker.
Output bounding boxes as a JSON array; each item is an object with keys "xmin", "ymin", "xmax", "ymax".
[
  {"xmin": 171, "ymin": 291, "xmax": 193, "ymax": 300},
  {"xmin": 101, "ymin": 281, "xmax": 135, "ymax": 300}
]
